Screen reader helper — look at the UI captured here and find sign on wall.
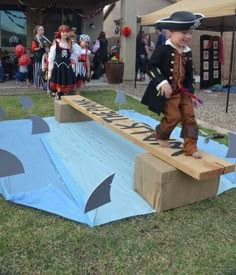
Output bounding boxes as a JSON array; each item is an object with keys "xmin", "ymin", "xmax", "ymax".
[{"xmin": 200, "ymin": 35, "xmax": 221, "ymax": 89}]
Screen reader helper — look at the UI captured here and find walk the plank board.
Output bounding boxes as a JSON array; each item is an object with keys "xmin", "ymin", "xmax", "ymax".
[{"xmin": 62, "ymin": 95, "xmax": 235, "ymax": 180}]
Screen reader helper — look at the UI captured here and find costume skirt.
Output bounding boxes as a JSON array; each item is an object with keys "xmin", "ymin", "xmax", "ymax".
[
  {"xmin": 33, "ymin": 61, "xmax": 45, "ymax": 88},
  {"xmin": 50, "ymin": 62, "xmax": 75, "ymax": 93},
  {"xmin": 76, "ymin": 61, "xmax": 87, "ymax": 87}
]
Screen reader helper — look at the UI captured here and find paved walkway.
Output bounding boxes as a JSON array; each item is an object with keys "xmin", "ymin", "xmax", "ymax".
[
  {"xmin": 0, "ymin": 79, "xmax": 236, "ymax": 133},
  {"xmin": 84, "ymin": 79, "xmax": 236, "ymax": 133}
]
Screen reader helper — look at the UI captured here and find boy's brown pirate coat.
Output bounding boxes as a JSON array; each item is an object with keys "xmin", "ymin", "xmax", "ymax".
[{"xmin": 141, "ymin": 44, "xmax": 195, "ymax": 115}]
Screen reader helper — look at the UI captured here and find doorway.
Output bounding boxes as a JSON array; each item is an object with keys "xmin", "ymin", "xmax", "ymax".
[{"xmin": 42, "ymin": 8, "xmax": 82, "ymax": 41}]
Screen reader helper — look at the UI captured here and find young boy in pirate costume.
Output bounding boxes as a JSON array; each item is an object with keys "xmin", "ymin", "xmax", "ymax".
[{"xmin": 142, "ymin": 11, "xmax": 204, "ymax": 159}]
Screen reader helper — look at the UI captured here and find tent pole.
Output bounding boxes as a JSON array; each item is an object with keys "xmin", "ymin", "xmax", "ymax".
[
  {"xmin": 226, "ymin": 13, "xmax": 236, "ymax": 113},
  {"xmin": 134, "ymin": 25, "xmax": 142, "ymax": 88}
]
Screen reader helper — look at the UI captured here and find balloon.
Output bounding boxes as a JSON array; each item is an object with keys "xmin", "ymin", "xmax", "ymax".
[
  {"xmin": 14, "ymin": 44, "xmax": 25, "ymax": 58},
  {"xmin": 121, "ymin": 26, "xmax": 132, "ymax": 37},
  {"xmin": 18, "ymin": 54, "xmax": 31, "ymax": 66}
]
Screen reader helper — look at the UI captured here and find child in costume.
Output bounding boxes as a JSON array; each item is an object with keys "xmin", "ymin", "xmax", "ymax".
[
  {"xmin": 26, "ymin": 48, "xmax": 33, "ymax": 86},
  {"xmin": 75, "ymin": 34, "xmax": 91, "ymax": 95},
  {"xmin": 69, "ymin": 31, "xmax": 81, "ymax": 93},
  {"xmin": 31, "ymin": 25, "xmax": 51, "ymax": 89},
  {"xmin": 48, "ymin": 25, "xmax": 80, "ymax": 100},
  {"xmin": 142, "ymin": 11, "xmax": 204, "ymax": 159},
  {"xmin": 41, "ymin": 43, "xmax": 51, "ymax": 94},
  {"xmin": 15, "ymin": 46, "xmax": 31, "ymax": 86}
]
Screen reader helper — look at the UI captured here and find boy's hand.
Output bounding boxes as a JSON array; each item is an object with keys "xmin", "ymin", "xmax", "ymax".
[{"xmin": 160, "ymin": 83, "xmax": 172, "ymax": 98}]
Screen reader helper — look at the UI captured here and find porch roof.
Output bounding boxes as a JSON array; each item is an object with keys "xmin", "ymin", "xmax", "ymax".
[{"xmin": 0, "ymin": 0, "xmax": 119, "ymax": 10}]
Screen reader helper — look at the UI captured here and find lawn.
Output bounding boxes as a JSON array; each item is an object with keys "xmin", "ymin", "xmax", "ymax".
[{"xmin": 0, "ymin": 91, "xmax": 235, "ymax": 274}]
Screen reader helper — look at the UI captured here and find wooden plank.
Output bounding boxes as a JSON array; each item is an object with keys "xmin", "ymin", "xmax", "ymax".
[{"xmin": 62, "ymin": 95, "xmax": 235, "ymax": 180}]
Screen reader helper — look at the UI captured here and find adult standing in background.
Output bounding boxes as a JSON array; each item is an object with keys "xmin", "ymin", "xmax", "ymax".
[
  {"xmin": 155, "ymin": 27, "xmax": 166, "ymax": 49},
  {"xmin": 92, "ymin": 31, "xmax": 108, "ymax": 79},
  {"xmin": 144, "ymin": 33, "xmax": 155, "ymax": 61},
  {"xmin": 136, "ymin": 30, "xmax": 147, "ymax": 82},
  {"xmin": 31, "ymin": 25, "xmax": 51, "ymax": 89}
]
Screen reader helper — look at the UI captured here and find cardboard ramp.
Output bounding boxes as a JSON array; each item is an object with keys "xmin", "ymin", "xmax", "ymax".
[{"xmin": 62, "ymin": 95, "xmax": 235, "ymax": 181}]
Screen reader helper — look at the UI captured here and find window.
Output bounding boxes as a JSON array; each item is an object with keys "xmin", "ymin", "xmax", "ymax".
[{"xmin": 0, "ymin": 10, "xmax": 27, "ymax": 47}]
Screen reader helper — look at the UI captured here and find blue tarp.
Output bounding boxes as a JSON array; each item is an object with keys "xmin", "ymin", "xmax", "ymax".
[
  {"xmin": 207, "ymin": 84, "xmax": 236, "ymax": 93},
  {"xmin": 0, "ymin": 111, "xmax": 235, "ymax": 227}
]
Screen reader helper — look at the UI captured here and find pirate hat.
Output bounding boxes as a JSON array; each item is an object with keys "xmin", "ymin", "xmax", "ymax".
[{"xmin": 155, "ymin": 11, "xmax": 204, "ymax": 30}]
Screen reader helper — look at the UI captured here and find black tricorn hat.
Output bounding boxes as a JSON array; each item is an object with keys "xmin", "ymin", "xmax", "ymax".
[{"xmin": 155, "ymin": 11, "xmax": 204, "ymax": 30}]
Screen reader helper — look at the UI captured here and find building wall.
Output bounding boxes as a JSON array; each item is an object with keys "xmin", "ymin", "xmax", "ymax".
[
  {"xmin": 104, "ymin": 0, "xmax": 172, "ymax": 38},
  {"xmin": 25, "ymin": 10, "xmax": 104, "ymax": 48},
  {"xmin": 80, "ymin": 11, "xmax": 104, "ymax": 43}
]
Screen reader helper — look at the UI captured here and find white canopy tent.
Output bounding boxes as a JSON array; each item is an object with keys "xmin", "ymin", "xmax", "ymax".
[{"xmin": 141, "ymin": 0, "xmax": 235, "ymax": 32}]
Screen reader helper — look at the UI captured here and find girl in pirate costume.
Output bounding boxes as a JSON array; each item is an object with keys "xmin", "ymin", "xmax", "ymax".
[
  {"xmin": 142, "ymin": 11, "xmax": 204, "ymax": 159},
  {"xmin": 31, "ymin": 25, "xmax": 51, "ymax": 89},
  {"xmin": 41, "ymin": 43, "xmax": 51, "ymax": 95},
  {"xmin": 75, "ymin": 34, "xmax": 91, "ymax": 95},
  {"xmin": 68, "ymin": 31, "xmax": 81, "ymax": 90},
  {"xmin": 48, "ymin": 25, "xmax": 80, "ymax": 100}
]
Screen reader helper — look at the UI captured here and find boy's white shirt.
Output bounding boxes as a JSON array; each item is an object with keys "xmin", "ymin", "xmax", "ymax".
[
  {"xmin": 166, "ymin": 39, "xmax": 191, "ymax": 53},
  {"xmin": 156, "ymin": 39, "xmax": 191, "ymax": 91}
]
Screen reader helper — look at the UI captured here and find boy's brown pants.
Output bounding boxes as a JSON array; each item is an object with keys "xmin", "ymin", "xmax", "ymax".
[{"xmin": 155, "ymin": 93, "xmax": 198, "ymax": 156}]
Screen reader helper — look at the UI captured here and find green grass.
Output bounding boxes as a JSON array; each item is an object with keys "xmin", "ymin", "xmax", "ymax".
[
  {"xmin": 0, "ymin": 94, "xmax": 55, "ymax": 120},
  {"xmin": 0, "ymin": 90, "xmax": 235, "ymax": 274},
  {"xmin": 0, "ymin": 91, "xmax": 227, "ymax": 145}
]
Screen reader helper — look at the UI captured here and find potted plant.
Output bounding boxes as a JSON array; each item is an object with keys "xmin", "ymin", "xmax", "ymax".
[{"xmin": 105, "ymin": 56, "xmax": 124, "ymax": 84}]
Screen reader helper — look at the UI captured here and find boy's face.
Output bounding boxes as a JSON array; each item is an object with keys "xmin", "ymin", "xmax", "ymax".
[{"xmin": 170, "ymin": 29, "xmax": 193, "ymax": 48}]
